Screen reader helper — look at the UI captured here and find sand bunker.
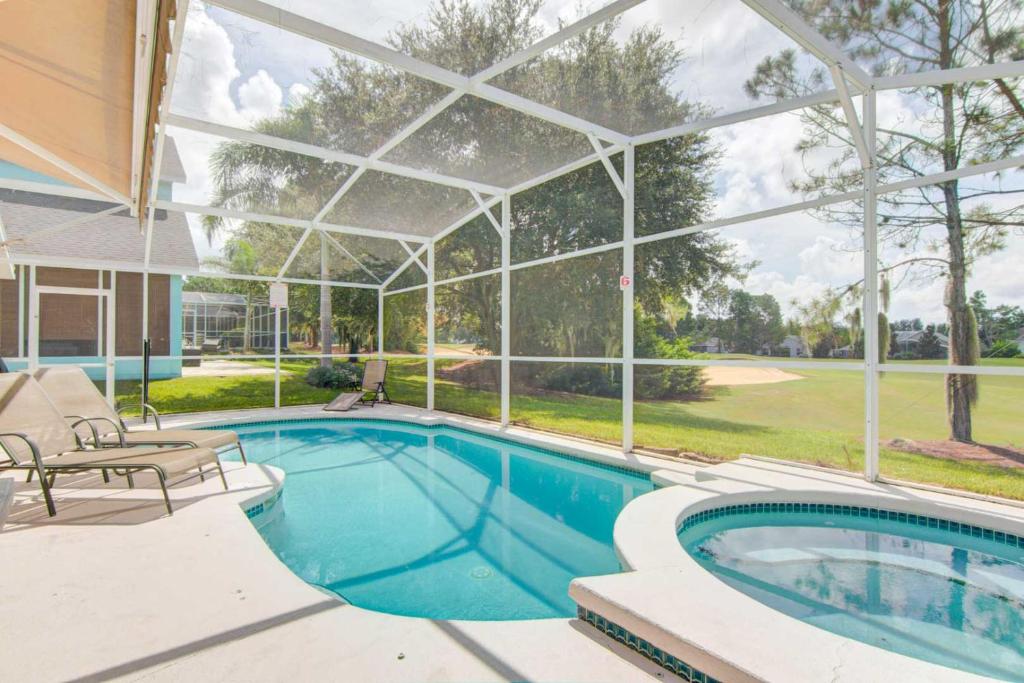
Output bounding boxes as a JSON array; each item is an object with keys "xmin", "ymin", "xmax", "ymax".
[{"xmin": 703, "ymin": 366, "xmax": 804, "ymax": 386}]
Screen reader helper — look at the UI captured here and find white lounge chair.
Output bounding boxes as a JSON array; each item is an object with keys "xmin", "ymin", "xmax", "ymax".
[
  {"xmin": 33, "ymin": 366, "xmax": 247, "ymax": 465},
  {"xmin": 0, "ymin": 373, "xmax": 224, "ymax": 516},
  {"xmin": 324, "ymin": 360, "xmax": 391, "ymax": 412}
]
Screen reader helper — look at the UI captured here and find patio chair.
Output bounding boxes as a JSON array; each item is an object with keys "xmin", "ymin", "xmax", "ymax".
[
  {"xmin": 0, "ymin": 373, "xmax": 224, "ymax": 516},
  {"xmin": 33, "ymin": 366, "xmax": 247, "ymax": 465},
  {"xmin": 324, "ymin": 360, "xmax": 391, "ymax": 412}
]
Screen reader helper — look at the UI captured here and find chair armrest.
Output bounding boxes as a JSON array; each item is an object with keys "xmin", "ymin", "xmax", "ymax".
[
  {"xmin": 117, "ymin": 403, "xmax": 162, "ymax": 430},
  {"xmin": 65, "ymin": 415, "xmax": 99, "ymax": 448},
  {"xmin": 70, "ymin": 416, "xmax": 126, "ymax": 448},
  {"xmin": 0, "ymin": 431, "xmax": 45, "ymax": 470}
]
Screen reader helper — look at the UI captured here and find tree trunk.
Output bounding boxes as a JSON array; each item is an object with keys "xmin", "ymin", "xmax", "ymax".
[
  {"xmin": 943, "ymin": 180, "xmax": 974, "ymax": 442},
  {"xmin": 243, "ymin": 293, "xmax": 253, "ymax": 352},
  {"xmin": 937, "ymin": 1, "xmax": 974, "ymax": 442}
]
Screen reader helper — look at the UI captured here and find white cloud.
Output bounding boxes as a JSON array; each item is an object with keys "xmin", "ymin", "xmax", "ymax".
[
  {"xmin": 237, "ymin": 69, "xmax": 284, "ymax": 122},
  {"xmin": 288, "ymin": 83, "xmax": 311, "ymax": 107}
]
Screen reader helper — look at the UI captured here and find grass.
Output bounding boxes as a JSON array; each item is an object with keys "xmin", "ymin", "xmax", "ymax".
[{"xmin": 114, "ymin": 357, "xmax": 1024, "ymax": 501}]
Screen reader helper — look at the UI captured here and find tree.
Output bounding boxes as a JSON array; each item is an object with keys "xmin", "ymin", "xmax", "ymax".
[
  {"xmin": 746, "ymin": 0, "xmax": 1024, "ymax": 441},
  {"xmin": 728, "ymin": 290, "xmax": 785, "ymax": 354},
  {"xmin": 416, "ymin": 2, "xmax": 745, "ymax": 370},
  {"xmin": 918, "ymin": 324, "xmax": 946, "ymax": 359}
]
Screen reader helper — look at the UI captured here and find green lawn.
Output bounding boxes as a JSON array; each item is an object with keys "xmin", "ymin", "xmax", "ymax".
[{"xmin": 115, "ymin": 358, "xmax": 1024, "ymax": 501}]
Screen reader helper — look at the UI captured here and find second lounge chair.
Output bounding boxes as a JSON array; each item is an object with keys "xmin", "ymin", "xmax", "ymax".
[
  {"xmin": 34, "ymin": 366, "xmax": 247, "ymax": 464},
  {"xmin": 0, "ymin": 373, "xmax": 225, "ymax": 516},
  {"xmin": 324, "ymin": 359, "xmax": 391, "ymax": 412}
]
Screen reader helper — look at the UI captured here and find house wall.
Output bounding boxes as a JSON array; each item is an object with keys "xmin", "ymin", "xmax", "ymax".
[{"xmin": 0, "ymin": 266, "xmax": 184, "ymax": 379}]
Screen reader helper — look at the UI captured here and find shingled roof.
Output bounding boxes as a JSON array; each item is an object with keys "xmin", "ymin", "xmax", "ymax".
[{"xmin": 0, "ymin": 189, "xmax": 199, "ymax": 270}]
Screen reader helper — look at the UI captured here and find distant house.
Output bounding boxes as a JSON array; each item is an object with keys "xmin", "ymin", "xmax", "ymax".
[
  {"xmin": 690, "ymin": 336, "xmax": 729, "ymax": 354},
  {"xmin": 892, "ymin": 329, "xmax": 949, "ymax": 355},
  {"xmin": 832, "ymin": 345, "xmax": 855, "ymax": 359},
  {"xmin": 0, "ymin": 139, "xmax": 198, "ymax": 380},
  {"xmin": 183, "ymin": 291, "xmax": 287, "ymax": 352},
  {"xmin": 778, "ymin": 335, "xmax": 809, "ymax": 358}
]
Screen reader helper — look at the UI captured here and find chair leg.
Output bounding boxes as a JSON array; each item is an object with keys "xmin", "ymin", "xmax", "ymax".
[
  {"xmin": 34, "ymin": 465, "xmax": 56, "ymax": 517},
  {"xmin": 156, "ymin": 471, "xmax": 173, "ymax": 516},
  {"xmin": 26, "ymin": 469, "xmax": 33, "ymax": 483},
  {"xmin": 215, "ymin": 458, "xmax": 229, "ymax": 491},
  {"xmin": 236, "ymin": 442, "xmax": 248, "ymax": 465},
  {"xmin": 102, "ymin": 469, "xmax": 110, "ymax": 484},
  {"xmin": 127, "ymin": 472, "xmax": 135, "ymax": 488},
  {"xmin": 197, "ymin": 464, "xmax": 205, "ymax": 482}
]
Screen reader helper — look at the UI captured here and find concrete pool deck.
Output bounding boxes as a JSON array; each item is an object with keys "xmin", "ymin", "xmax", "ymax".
[
  {"xmin": 0, "ymin": 404, "xmax": 694, "ymax": 682},
  {"xmin": 4, "ymin": 402, "xmax": 1022, "ymax": 681}
]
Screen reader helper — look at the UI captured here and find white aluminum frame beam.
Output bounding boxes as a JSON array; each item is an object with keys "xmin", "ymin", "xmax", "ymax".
[
  {"xmin": 399, "ymin": 241, "xmax": 428, "ymax": 275},
  {"xmin": 311, "ymin": 92, "xmax": 467, "ymax": 223},
  {"xmin": 206, "ymin": 0, "xmax": 630, "ymax": 144},
  {"xmin": 471, "ymin": 0, "xmax": 647, "ymax": 84},
  {"xmin": 470, "ymin": 190, "xmax": 504, "ymax": 236},
  {"xmin": 632, "ymin": 90, "xmax": 841, "ymax": 146},
  {"xmin": 862, "ymin": 88, "xmax": 880, "ymax": 481},
  {"xmin": 165, "ymin": 113, "xmax": 505, "ymax": 195},
  {"xmin": 153, "ymin": 199, "xmax": 430, "ymax": 243},
  {"xmin": 382, "ymin": 243, "xmax": 429, "ymax": 288},
  {"xmin": 741, "ymin": 0, "xmax": 872, "ymax": 91},
  {"xmin": 831, "ymin": 66, "xmax": 871, "ymax": 169},
  {"xmin": 588, "ymin": 134, "xmax": 626, "ymax": 198},
  {"xmin": 276, "ymin": 226, "xmax": 313, "ymax": 280},
  {"xmin": 322, "ymin": 230, "xmax": 382, "ymax": 283},
  {"xmin": 874, "ymin": 61, "xmax": 1024, "ymax": 91},
  {"xmin": 500, "ymin": 194, "xmax": 511, "ymax": 426}
]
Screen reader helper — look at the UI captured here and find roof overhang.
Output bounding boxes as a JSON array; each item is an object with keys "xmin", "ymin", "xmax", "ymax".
[{"xmin": 0, "ymin": 0, "xmax": 173, "ymax": 214}]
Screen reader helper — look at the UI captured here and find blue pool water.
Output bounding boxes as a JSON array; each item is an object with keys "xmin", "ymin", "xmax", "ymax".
[
  {"xmin": 679, "ymin": 506, "xmax": 1024, "ymax": 680},
  {"xmin": 224, "ymin": 419, "xmax": 651, "ymax": 620}
]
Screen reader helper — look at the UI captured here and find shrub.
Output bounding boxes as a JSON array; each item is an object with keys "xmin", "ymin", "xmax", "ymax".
[
  {"xmin": 635, "ymin": 365, "xmax": 705, "ymax": 400},
  {"xmin": 305, "ymin": 362, "xmax": 361, "ymax": 389},
  {"xmin": 986, "ymin": 339, "xmax": 1023, "ymax": 359},
  {"xmin": 541, "ymin": 364, "xmax": 620, "ymax": 397}
]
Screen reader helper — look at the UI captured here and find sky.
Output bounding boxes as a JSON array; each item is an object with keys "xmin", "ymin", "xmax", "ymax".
[{"xmin": 164, "ymin": 0, "xmax": 1023, "ymax": 324}]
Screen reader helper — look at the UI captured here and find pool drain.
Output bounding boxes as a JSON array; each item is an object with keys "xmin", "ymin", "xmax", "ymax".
[{"xmin": 470, "ymin": 566, "xmax": 493, "ymax": 579}]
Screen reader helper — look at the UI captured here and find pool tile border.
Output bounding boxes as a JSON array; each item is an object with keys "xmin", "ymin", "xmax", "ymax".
[
  {"xmin": 577, "ymin": 606, "xmax": 721, "ymax": 683},
  {"xmin": 243, "ymin": 487, "xmax": 283, "ymax": 520},
  {"xmin": 678, "ymin": 502, "xmax": 1024, "ymax": 550},
  {"xmin": 203, "ymin": 416, "xmax": 650, "ymax": 481}
]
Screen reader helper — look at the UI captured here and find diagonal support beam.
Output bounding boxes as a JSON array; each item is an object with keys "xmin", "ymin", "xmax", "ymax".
[
  {"xmin": 165, "ymin": 112, "xmax": 503, "ymax": 195},
  {"xmin": 399, "ymin": 241, "xmax": 428, "ymax": 274},
  {"xmin": 587, "ymin": 134, "xmax": 626, "ymax": 198},
  {"xmin": 322, "ymin": 231, "xmax": 382, "ymax": 283},
  {"xmin": 383, "ymin": 243, "xmax": 429, "ymax": 288},
  {"xmin": 277, "ymin": 226, "xmax": 313, "ymax": 280},
  {"xmin": 831, "ymin": 66, "xmax": 871, "ymax": 169},
  {"xmin": 310, "ymin": 91, "xmax": 465, "ymax": 229},
  {"xmin": 741, "ymin": 0, "xmax": 872, "ymax": 91},
  {"xmin": 470, "ymin": 190, "xmax": 504, "ymax": 236},
  {"xmin": 207, "ymin": 0, "xmax": 630, "ymax": 144},
  {"xmin": 471, "ymin": 0, "xmax": 646, "ymax": 83}
]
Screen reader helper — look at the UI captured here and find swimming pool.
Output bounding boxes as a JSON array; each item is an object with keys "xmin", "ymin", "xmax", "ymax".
[
  {"xmin": 223, "ymin": 419, "xmax": 651, "ymax": 620},
  {"xmin": 678, "ymin": 504, "xmax": 1024, "ymax": 680}
]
